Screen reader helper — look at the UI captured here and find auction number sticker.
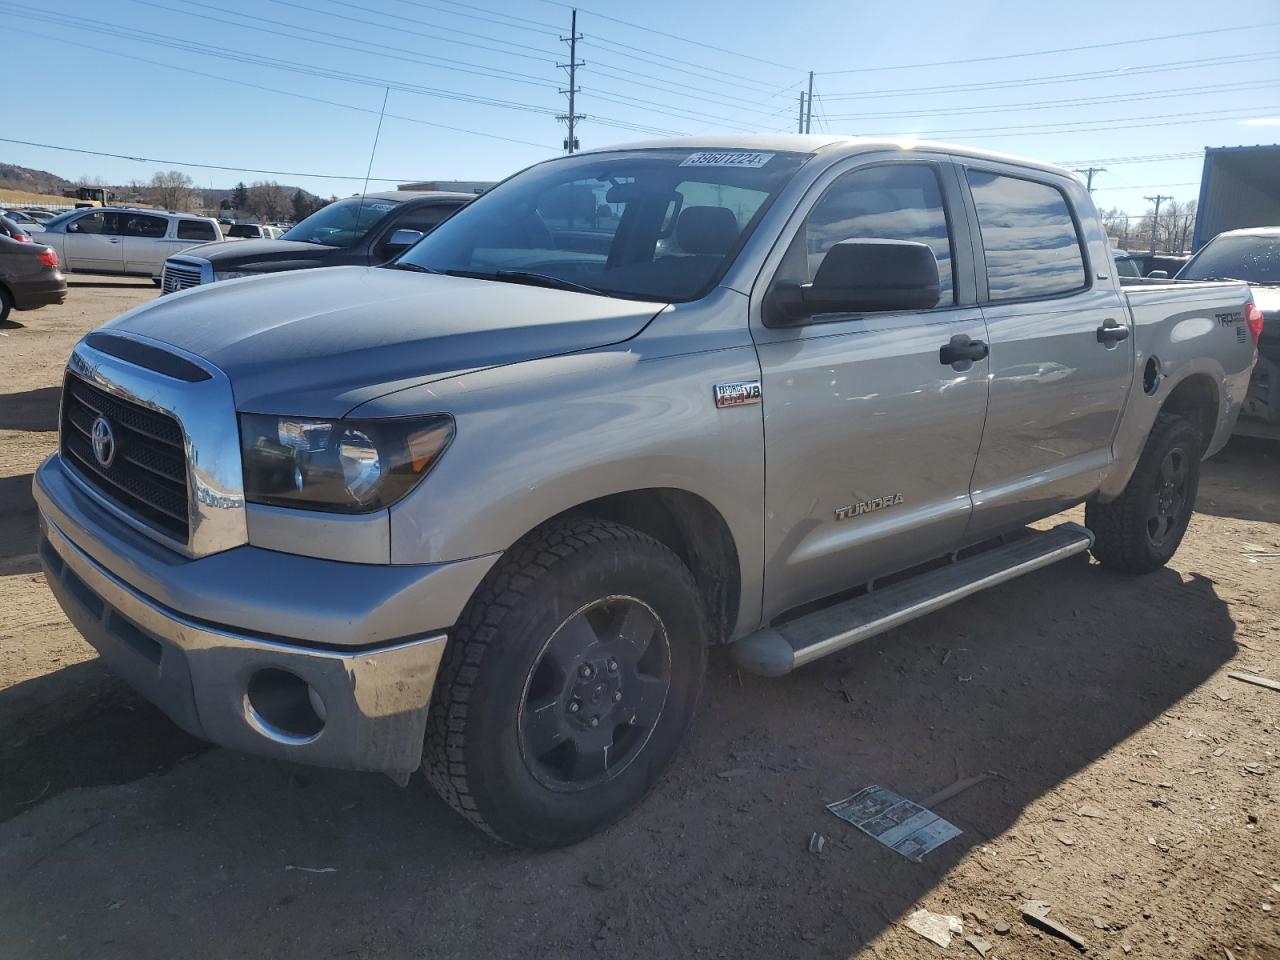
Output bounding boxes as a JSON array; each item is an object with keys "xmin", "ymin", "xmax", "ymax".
[{"xmin": 679, "ymin": 151, "xmax": 775, "ymax": 169}]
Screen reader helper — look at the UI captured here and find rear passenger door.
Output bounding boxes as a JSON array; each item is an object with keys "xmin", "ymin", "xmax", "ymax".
[
  {"xmin": 172, "ymin": 218, "xmax": 220, "ymax": 257},
  {"xmin": 752, "ymin": 157, "xmax": 990, "ymax": 621},
  {"xmin": 63, "ymin": 211, "xmax": 125, "ymax": 272},
  {"xmin": 958, "ymin": 164, "xmax": 1133, "ymax": 542},
  {"xmin": 120, "ymin": 212, "xmax": 171, "ymax": 275}
]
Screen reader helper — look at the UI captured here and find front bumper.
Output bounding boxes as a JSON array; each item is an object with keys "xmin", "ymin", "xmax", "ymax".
[{"xmin": 34, "ymin": 454, "xmax": 498, "ymax": 775}]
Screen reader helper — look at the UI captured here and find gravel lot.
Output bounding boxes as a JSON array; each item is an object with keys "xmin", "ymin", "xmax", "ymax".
[{"xmin": 1, "ymin": 276, "xmax": 1277, "ymax": 959}]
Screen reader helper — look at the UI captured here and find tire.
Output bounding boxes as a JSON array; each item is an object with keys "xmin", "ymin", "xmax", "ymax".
[
  {"xmin": 423, "ymin": 518, "xmax": 708, "ymax": 847},
  {"xmin": 0, "ymin": 285, "xmax": 12, "ymax": 323},
  {"xmin": 1086, "ymin": 413, "xmax": 1203, "ymax": 574}
]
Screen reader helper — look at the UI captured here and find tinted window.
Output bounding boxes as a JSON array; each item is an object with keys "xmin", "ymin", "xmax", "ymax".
[
  {"xmin": 1179, "ymin": 234, "xmax": 1280, "ymax": 284},
  {"xmin": 227, "ymin": 224, "xmax": 262, "ymax": 238},
  {"xmin": 176, "ymin": 219, "xmax": 217, "ymax": 241},
  {"xmin": 283, "ymin": 197, "xmax": 400, "ymax": 248},
  {"xmin": 121, "ymin": 213, "xmax": 167, "ymax": 238},
  {"xmin": 799, "ymin": 163, "xmax": 954, "ymax": 306},
  {"xmin": 967, "ymin": 171, "xmax": 1087, "ymax": 301}
]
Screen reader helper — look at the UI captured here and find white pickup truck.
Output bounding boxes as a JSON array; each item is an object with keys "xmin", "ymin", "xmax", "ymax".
[{"xmin": 34, "ymin": 135, "xmax": 1259, "ymax": 846}]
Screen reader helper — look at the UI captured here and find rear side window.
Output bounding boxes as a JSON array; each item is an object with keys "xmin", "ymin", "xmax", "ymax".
[
  {"xmin": 177, "ymin": 219, "xmax": 217, "ymax": 241},
  {"xmin": 797, "ymin": 163, "xmax": 955, "ymax": 306},
  {"xmin": 967, "ymin": 171, "xmax": 1087, "ymax": 301},
  {"xmin": 121, "ymin": 214, "xmax": 168, "ymax": 239}
]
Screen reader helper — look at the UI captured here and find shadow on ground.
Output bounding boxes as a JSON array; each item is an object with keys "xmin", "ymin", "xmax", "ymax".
[
  {"xmin": 0, "ymin": 473, "xmax": 39, "ymax": 576},
  {"xmin": 1198, "ymin": 436, "xmax": 1280, "ymax": 524},
  {"xmin": 0, "ymin": 552, "xmax": 1237, "ymax": 959},
  {"xmin": 0, "ymin": 386, "xmax": 61, "ymax": 432}
]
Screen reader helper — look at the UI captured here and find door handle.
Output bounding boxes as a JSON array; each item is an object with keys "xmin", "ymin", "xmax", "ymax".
[
  {"xmin": 939, "ymin": 334, "xmax": 989, "ymax": 366},
  {"xmin": 1096, "ymin": 318, "xmax": 1129, "ymax": 345},
  {"xmin": 107, "ymin": 238, "xmax": 121, "ymax": 243}
]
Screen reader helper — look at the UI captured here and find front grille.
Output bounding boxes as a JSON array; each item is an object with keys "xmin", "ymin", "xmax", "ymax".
[
  {"xmin": 161, "ymin": 261, "xmax": 203, "ymax": 294},
  {"xmin": 60, "ymin": 374, "xmax": 190, "ymax": 542}
]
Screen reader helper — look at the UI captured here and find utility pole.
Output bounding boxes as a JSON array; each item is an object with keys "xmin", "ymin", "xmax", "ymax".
[
  {"xmin": 804, "ymin": 71, "xmax": 814, "ymax": 134},
  {"xmin": 1145, "ymin": 193, "xmax": 1172, "ymax": 255},
  {"xmin": 557, "ymin": 9, "xmax": 584, "ymax": 153},
  {"xmin": 1073, "ymin": 166, "xmax": 1106, "ymax": 192},
  {"xmin": 797, "ymin": 92, "xmax": 806, "ymax": 134}
]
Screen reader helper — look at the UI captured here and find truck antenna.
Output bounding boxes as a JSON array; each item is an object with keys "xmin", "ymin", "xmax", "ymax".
[{"xmin": 355, "ymin": 87, "xmax": 390, "ymax": 230}]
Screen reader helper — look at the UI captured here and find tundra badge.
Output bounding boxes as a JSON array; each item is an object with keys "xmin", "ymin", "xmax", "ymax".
[
  {"xmin": 714, "ymin": 380, "xmax": 762, "ymax": 408},
  {"xmin": 835, "ymin": 493, "xmax": 904, "ymax": 521}
]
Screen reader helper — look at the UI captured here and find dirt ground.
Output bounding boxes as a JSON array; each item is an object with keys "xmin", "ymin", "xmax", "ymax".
[{"xmin": 1, "ymin": 277, "xmax": 1277, "ymax": 960}]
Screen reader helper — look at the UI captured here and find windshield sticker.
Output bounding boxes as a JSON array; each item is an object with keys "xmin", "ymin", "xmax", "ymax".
[
  {"xmin": 364, "ymin": 202, "xmax": 395, "ymax": 212},
  {"xmin": 679, "ymin": 151, "xmax": 775, "ymax": 169}
]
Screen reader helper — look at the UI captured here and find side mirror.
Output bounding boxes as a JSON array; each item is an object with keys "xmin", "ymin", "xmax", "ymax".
[
  {"xmin": 1146, "ymin": 269, "xmax": 1168, "ymax": 279},
  {"xmin": 772, "ymin": 239, "xmax": 940, "ymax": 322},
  {"xmin": 66, "ymin": 221, "xmax": 79, "ymax": 233},
  {"xmin": 385, "ymin": 228, "xmax": 424, "ymax": 253}
]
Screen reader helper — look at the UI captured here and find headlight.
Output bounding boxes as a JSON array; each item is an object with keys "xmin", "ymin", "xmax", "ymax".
[
  {"xmin": 239, "ymin": 414, "xmax": 454, "ymax": 513},
  {"xmin": 213, "ymin": 270, "xmax": 256, "ymax": 282}
]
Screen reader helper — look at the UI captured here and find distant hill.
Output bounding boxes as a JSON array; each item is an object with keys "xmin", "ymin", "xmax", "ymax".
[{"xmin": 0, "ymin": 162, "xmax": 74, "ymax": 197}]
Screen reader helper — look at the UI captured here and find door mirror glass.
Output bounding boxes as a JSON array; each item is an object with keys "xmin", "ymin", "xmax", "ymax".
[
  {"xmin": 773, "ymin": 239, "xmax": 940, "ymax": 322},
  {"xmin": 385, "ymin": 228, "xmax": 425, "ymax": 253}
]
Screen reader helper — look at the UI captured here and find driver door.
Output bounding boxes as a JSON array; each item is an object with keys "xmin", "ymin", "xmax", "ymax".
[
  {"xmin": 64, "ymin": 211, "xmax": 125, "ymax": 273},
  {"xmin": 751, "ymin": 158, "xmax": 991, "ymax": 621}
]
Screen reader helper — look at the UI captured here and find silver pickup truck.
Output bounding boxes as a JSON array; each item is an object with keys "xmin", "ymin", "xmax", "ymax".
[{"xmin": 34, "ymin": 135, "xmax": 1259, "ymax": 847}]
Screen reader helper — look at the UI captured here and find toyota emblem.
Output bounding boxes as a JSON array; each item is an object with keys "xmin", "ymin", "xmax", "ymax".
[{"xmin": 90, "ymin": 416, "xmax": 116, "ymax": 468}]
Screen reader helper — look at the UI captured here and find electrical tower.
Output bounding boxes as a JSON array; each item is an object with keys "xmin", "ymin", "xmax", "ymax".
[
  {"xmin": 797, "ymin": 92, "xmax": 806, "ymax": 134},
  {"xmin": 1145, "ymin": 193, "xmax": 1172, "ymax": 255},
  {"xmin": 804, "ymin": 71, "xmax": 814, "ymax": 134},
  {"xmin": 1073, "ymin": 166, "xmax": 1106, "ymax": 192},
  {"xmin": 557, "ymin": 8, "xmax": 584, "ymax": 153}
]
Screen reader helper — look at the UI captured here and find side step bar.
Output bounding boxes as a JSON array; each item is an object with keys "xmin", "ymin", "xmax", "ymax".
[{"xmin": 731, "ymin": 522, "xmax": 1094, "ymax": 677}]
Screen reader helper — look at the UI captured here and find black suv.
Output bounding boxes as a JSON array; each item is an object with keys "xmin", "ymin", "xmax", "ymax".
[{"xmin": 160, "ymin": 190, "xmax": 473, "ymax": 293}]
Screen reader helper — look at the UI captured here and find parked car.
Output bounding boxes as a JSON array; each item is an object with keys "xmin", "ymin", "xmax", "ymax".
[
  {"xmin": 35, "ymin": 136, "xmax": 1258, "ymax": 848},
  {"xmin": 160, "ymin": 190, "xmax": 470, "ymax": 292},
  {"xmin": 0, "ymin": 214, "xmax": 32, "ymax": 242},
  {"xmin": 2, "ymin": 208, "xmax": 46, "ymax": 233},
  {"xmin": 35, "ymin": 207, "xmax": 223, "ymax": 282},
  {"xmin": 1177, "ymin": 226, "xmax": 1278, "ymax": 435},
  {"xmin": 225, "ymin": 223, "xmax": 284, "ymax": 240},
  {"xmin": 1139, "ymin": 253, "xmax": 1191, "ymax": 278},
  {"xmin": 1112, "ymin": 250, "xmax": 1143, "ymax": 278},
  {"xmin": 0, "ymin": 233, "xmax": 66, "ymax": 322}
]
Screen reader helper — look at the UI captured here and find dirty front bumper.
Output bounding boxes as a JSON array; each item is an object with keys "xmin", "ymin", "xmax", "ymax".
[{"xmin": 34, "ymin": 454, "xmax": 495, "ymax": 775}]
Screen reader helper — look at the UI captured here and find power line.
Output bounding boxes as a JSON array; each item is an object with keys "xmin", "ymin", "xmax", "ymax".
[
  {"xmin": 0, "ymin": 136, "xmax": 424, "ymax": 183},
  {"xmin": 820, "ymin": 20, "xmax": 1277, "ymax": 74},
  {"xmin": 1055, "ymin": 151, "xmax": 1201, "ymax": 166},
  {"xmin": 820, "ymin": 51, "xmax": 1279, "ymax": 100},
  {"xmin": 822, "ymin": 79, "xmax": 1276, "ymax": 121},
  {"xmin": 1074, "ymin": 166, "xmax": 1106, "ymax": 191},
  {"xmin": 1093, "ymin": 181, "xmax": 1200, "ymax": 191}
]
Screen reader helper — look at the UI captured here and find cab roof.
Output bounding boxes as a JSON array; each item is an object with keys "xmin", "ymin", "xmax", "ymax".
[{"xmin": 583, "ymin": 134, "xmax": 1077, "ymax": 181}]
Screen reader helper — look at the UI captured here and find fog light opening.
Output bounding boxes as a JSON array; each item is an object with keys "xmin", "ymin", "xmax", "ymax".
[{"xmin": 245, "ymin": 668, "xmax": 325, "ymax": 742}]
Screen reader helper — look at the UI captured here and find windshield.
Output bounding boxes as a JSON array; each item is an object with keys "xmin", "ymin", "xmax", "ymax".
[
  {"xmin": 396, "ymin": 148, "xmax": 808, "ymax": 302},
  {"xmin": 1179, "ymin": 234, "xmax": 1280, "ymax": 285},
  {"xmin": 281, "ymin": 196, "xmax": 400, "ymax": 247}
]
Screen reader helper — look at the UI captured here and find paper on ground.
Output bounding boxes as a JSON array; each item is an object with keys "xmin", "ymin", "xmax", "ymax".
[{"xmin": 827, "ymin": 784, "xmax": 962, "ymax": 862}]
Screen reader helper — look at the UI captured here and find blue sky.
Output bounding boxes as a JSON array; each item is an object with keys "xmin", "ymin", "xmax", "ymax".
[{"xmin": 3, "ymin": 0, "xmax": 1278, "ymax": 215}]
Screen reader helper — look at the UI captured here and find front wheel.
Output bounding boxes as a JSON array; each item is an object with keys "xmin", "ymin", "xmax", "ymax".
[
  {"xmin": 1086, "ymin": 413, "xmax": 1203, "ymax": 573},
  {"xmin": 423, "ymin": 518, "xmax": 707, "ymax": 847}
]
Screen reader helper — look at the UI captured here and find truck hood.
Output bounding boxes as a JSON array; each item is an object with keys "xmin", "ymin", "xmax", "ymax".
[
  {"xmin": 180, "ymin": 238, "xmax": 338, "ymax": 271},
  {"xmin": 104, "ymin": 266, "xmax": 666, "ymax": 416}
]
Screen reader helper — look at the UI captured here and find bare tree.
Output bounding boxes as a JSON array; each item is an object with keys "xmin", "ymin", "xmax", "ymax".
[
  {"xmin": 244, "ymin": 181, "xmax": 290, "ymax": 221},
  {"xmin": 148, "ymin": 170, "xmax": 198, "ymax": 211}
]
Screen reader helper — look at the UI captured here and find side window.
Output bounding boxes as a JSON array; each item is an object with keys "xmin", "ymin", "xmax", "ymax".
[
  {"xmin": 176, "ymin": 219, "xmax": 217, "ymax": 241},
  {"xmin": 797, "ymin": 164, "xmax": 955, "ymax": 306},
  {"xmin": 376, "ymin": 205, "xmax": 453, "ymax": 257},
  {"xmin": 121, "ymin": 214, "xmax": 168, "ymax": 239},
  {"xmin": 966, "ymin": 171, "xmax": 1088, "ymax": 301},
  {"xmin": 73, "ymin": 212, "xmax": 108, "ymax": 235}
]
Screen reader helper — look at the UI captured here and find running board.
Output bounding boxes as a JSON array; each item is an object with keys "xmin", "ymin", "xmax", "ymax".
[{"xmin": 730, "ymin": 522, "xmax": 1094, "ymax": 677}]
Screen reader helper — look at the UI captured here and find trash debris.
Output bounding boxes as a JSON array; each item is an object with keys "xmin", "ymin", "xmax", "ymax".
[
  {"xmin": 964, "ymin": 933, "xmax": 993, "ymax": 956},
  {"xmin": 106, "ymin": 900, "xmax": 125, "ymax": 911},
  {"xmin": 827, "ymin": 785, "xmax": 962, "ymax": 862},
  {"xmin": 1075, "ymin": 802, "xmax": 1107, "ymax": 819},
  {"xmin": 807, "ymin": 832, "xmax": 825, "ymax": 854},
  {"xmin": 1228, "ymin": 672, "xmax": 1280, "ymax": 693},
  {"xmin": 904, "ymin": 908, "xmax": 963, "ymax": 947},
  {"xmin": 1215, "ymin": 689, "xmax": 1233, "ymax": 701},
  {"xmin": 285, "ymin": 865, "xmax": 337, "ymax": 874},
  {"xmin": 16, "ymin": 781, "xmax": 51, "ymax": 806},
  {"xmin": 993, "ymin": 921, "xmax": 1011, "ymax": 935},
  {"xmin": 921, "ymin": 771, "xmax": 1001, "ymax": 809},
  {"xmin": 1057, "ymin": 834, "xmax": 1077, "ymax": 846},
  {"xmin": 716, "ymin": 767, "xmax": 750, "ymax": 780},
  {"xmin": 1092, "ymin": 916, "xmax": 1107, "ymax": 929},
  {"xmin": 1021, "ymin": 900, "xmax": 1089, "ymax": 953}
]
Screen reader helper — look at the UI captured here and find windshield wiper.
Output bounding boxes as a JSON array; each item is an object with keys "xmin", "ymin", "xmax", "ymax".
[
  {"xmin": 386, "ymin": 262, "xmax": 439, "ymax": 273},
  {"xmin": 444, "ymin": 268, "xmax": 603, "ymax": 296}
]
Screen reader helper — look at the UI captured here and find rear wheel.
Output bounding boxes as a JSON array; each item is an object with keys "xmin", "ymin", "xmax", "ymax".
[
  {"xmin": 423, "ymin": 518, "xmax": 707, "ymax": 847},
  {"xmin": 1086, "ymin": 413, "xmax": 1202, "ymax": 573}
]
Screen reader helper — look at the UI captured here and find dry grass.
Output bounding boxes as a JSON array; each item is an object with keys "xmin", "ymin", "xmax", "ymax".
[{"xmin": 0, "ymin": 189, "xmax": 72, "ymax": 207}]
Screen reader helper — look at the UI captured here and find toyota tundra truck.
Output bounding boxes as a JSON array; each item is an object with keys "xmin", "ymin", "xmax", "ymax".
[{"xmin": 34, "ymin": 136, "xmax": 1261, "ymax": 847}]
